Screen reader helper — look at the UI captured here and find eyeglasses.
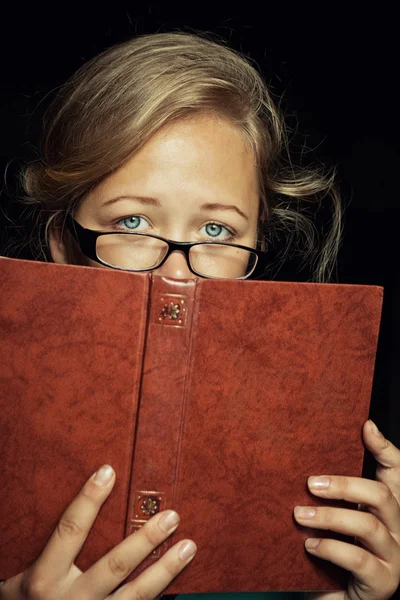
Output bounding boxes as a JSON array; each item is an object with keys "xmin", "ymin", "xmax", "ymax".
[{"xmin": 65, "ymin": 214, "xmax": 268, "ymax": 280}]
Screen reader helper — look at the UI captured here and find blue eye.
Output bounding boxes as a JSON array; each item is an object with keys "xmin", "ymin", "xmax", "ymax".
[
  {"xmin": 113, "ymin": 216, "xmax": 151, "ymax": 232},
  {"xmin": 122, "ymin": 216, "xmax": 142, "ymax": 230},
  {"xmin": 205, "ymin": 223, "xmax": 223, "ymax": 237},
  {"xmin": 202, "ymin": 223, "xmax": 235, "ymax": 241}
]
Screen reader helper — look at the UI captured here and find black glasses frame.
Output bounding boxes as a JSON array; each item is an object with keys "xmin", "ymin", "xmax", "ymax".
[{"xmin": 65, "ymin": 213, "xmax": 268, "ymax": 279}]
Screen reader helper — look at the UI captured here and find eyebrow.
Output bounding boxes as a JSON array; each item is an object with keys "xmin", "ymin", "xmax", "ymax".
[{"xmin": 102, "ymin": 195, "xmax": 249, "ymax": 221}]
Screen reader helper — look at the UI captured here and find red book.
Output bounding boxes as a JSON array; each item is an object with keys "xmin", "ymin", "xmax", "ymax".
[{"xmin": 0, "ymin": 256, "xmax": 383, "ymax": 592}]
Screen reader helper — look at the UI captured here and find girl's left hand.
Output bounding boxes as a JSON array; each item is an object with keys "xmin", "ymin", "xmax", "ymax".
[{"xmin": 294, "ymin": 419, "xmax": 400, "ymax": 600}]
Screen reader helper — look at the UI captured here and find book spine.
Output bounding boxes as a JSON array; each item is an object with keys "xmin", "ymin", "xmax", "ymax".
[{"xmin": 124, "ymin": 275, "xmax": 196, "ymax": 572}]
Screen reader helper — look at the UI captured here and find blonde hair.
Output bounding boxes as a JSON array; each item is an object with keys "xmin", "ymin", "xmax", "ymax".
[{"xmin": 3, "ymin": 31, "xmax": 342, "ymax": 281}]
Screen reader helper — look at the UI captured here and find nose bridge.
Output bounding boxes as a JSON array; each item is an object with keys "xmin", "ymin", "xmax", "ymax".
[{"xmin": 155, "ymin": 248, "xmax": 195, "ymax": 280}]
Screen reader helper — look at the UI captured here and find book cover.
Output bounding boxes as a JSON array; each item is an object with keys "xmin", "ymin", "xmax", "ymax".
[{"xmin": 0, "ymin": 256, "xmax": 383, "ymax": 591}]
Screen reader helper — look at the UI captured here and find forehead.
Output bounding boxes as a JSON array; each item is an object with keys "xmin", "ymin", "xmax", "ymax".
[{"xmin": 94, "ymin": 114, "xmax": 259, "ymax": 209}]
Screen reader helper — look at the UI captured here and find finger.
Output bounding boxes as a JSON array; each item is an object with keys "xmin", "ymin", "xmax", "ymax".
[
  {"xmin": 35, "ymin": 465, "xmax": 115, "ymax": 579},
  {"xmin": 307, "ymin": 475, "xmax": 400, "ymax": 536},
  {"xmin": 363, "ymin": 420, "xmax": 400, "ymax": 504},
  {"xmin": 78, "ymin": 509, "xmax": 186, "ymax": 599},
  {"xmin": 303, "ymin": 538, "xmax": 394, "ymax": 595},
  {"xmin": 294, "ymin": 505, "xmax": 399, "ymax": 562},
  {"xmin": 111, "ymin": 538, "xmax": 197, "ymax": 600}
]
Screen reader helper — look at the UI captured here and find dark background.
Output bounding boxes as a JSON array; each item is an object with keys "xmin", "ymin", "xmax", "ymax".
[{"xmin": 1, "ymin": 0, "xmax": 398, "ymax": 512}]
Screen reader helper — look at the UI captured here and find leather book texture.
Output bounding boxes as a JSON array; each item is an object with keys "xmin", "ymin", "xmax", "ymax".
[{"xmin": 0, "ymin": 256, "xmax": 383, "ymax": 592}]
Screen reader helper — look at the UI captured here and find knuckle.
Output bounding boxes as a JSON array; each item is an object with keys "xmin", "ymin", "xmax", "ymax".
[
  {"xmin": 107, "ymin": 552, "xmax": 131, "ymax": 579},
  {"xmin": 376, "ymin": 482, "xmax": 394, "ymax": 505},
  {"xmin": 56, "ymin": 516, "xmax": 84, "ymax": 539},
  {"xmin": 131, "ymin": 587, "xmax": 152, "ymax": 600},
  {"xmin": 362, "ymin": 514, "xmax": 381, "ymax": 538},
  {"xmin": 22, "ymin": 572, "xmax": 50, "ymax": 599},
  {"xmin": 353, "ymin": 547, "xmax": 370, "ymax": 571}
]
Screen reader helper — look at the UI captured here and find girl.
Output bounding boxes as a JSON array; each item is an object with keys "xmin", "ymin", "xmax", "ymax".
[{"xmin": 1, "ymin": 31, "xmax": 399, "ymax": 600}]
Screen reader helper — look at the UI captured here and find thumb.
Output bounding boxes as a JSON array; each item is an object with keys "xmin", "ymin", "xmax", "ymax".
[
  {"xmin": 363, "ymin": 420, "xmax": 400, "ymax": 468},
  {"xmin": 363, "ymin": 419, "xmax": 400, "ymax": 502}
]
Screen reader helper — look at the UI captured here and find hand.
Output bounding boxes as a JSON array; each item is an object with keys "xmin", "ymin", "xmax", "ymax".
[
  {"xmin": 294, "ymin": 420, "xmax": 400, "ymax": 600},
  {"xmin": 0, "ymin": 465, "xmax": 196, "ymax": 599}
]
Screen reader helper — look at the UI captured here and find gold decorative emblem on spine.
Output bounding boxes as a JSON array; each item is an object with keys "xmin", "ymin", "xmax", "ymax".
[
  {"xmin": 155, "ymin": 295, "xmax": 188, "ymax": 327},
  {"xmin": 161, "ymin": 302, "xmax": 180, "ymax": 320},
  {"xmin": 140, "ymin": 496, "xmax": 160, "ymax": 516},
  {"xmin": 132, "ymin": 491, "xmax": 165, "ymax": 522}
]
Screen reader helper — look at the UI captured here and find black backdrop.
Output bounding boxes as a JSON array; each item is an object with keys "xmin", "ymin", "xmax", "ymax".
[{"xmin": 1, "ymin": 7, "xmax": 398, "ymax": 462}]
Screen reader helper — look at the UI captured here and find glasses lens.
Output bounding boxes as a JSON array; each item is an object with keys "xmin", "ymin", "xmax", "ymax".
[
  {"xmin": 190, "ymin": 244, "xmax": 258, "ymax": 279},
  {"xmin": 96, "ymin": 234, "xmax": 168, "ymax": 270}
]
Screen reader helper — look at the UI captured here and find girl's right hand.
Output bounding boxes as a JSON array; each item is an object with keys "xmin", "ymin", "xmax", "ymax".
[{"xmin": 0, "ymin": 464, "xmax": 196, "ymax": 599}]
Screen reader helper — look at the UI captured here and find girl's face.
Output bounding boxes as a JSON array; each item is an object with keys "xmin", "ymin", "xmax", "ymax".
[{"xmin": 49, "ymin": 113, "xmax": 260, "ymax": 279}]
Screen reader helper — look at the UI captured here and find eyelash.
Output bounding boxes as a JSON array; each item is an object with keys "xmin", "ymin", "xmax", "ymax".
[{"xmin": 111, "ymin": 215, "xmax": 238, "ymax": 242}]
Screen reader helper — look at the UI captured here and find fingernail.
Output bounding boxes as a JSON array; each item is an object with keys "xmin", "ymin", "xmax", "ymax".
[
  {"xmin": 308, "ymin": 476, "xmax": 330, "ymax": 489},
  {"xmin": 92, "ymin": 465, "xmax": 114, "ymax": 486},
  {"xmin": 179, "ymin": 540, "xmax": 197, "ymax": 561},
  {"xmin": 305, "ymin": 538, "xmax": 320, "ymax": 550},
  {"xmin": 159, "ymin": 510, "xmax": 180, "ymax": 532},
  {"xmin": 369, "ymin": 420, "xmax": 383, "ymax": 437},
  {"xmin": 294, "ymin": 506, "xmax": 316, "ymax": 519}
]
